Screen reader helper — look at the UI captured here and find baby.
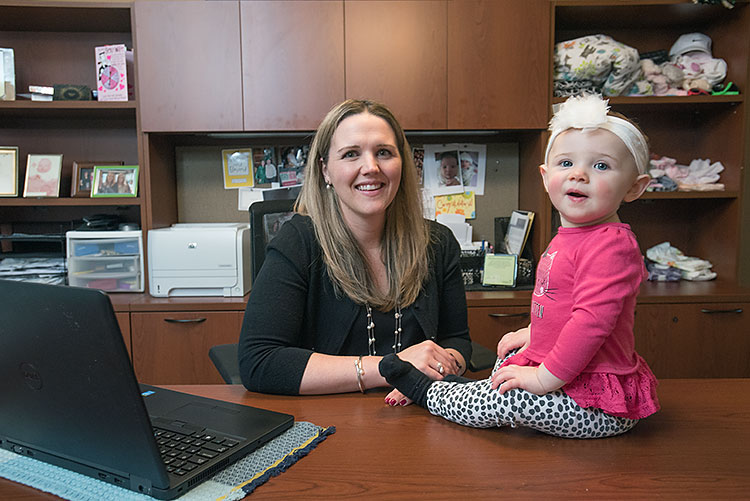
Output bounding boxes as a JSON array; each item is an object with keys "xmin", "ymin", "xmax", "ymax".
[{"xmin": 379, "ymin": 94, "xmax": 660, "ymax": 438}]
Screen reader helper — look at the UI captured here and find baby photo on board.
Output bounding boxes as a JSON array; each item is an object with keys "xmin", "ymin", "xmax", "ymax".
[{"xmin": 423, "ymin": 145, "xmax": 464, "ymax": 196}]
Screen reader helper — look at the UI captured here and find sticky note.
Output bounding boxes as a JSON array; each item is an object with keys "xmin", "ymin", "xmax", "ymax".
[{"xmin": 482, "ymin": 254, "xmax": 517, "ymax": 287}]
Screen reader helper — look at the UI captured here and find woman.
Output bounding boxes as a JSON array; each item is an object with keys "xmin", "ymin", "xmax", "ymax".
[{"xmin": 238, "ymin": 99, "xmax": 471, "ymax": 404}]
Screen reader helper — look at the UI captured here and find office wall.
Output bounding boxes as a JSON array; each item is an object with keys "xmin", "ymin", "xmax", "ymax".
[{"xmin": 175, "ymin": 142, "xmax": 520, "ymax": 245}]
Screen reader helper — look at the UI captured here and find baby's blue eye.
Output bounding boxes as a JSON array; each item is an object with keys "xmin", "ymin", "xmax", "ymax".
[
  {"xmin": 561, "ymin": 160, "xmax": 573, "ymax": 168},
  {"xmin": 593, "ymin": 162, "xmax": 609, "ymax": 171}
]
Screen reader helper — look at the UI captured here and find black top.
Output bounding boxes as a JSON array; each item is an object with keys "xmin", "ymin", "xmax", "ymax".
[{"xmin": 238, "ymin": 214, "xmax": 471, "ymax": 395}]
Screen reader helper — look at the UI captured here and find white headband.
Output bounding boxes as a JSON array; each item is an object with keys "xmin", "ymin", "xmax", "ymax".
[{"xmin": 544, "ymin": 94, "xmax": 649, "ymax": 175}]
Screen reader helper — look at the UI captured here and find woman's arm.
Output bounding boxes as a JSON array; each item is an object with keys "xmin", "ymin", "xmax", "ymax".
[{"xmin": 431, "ymin": 221, "xmax": 472, "ymax": 372}]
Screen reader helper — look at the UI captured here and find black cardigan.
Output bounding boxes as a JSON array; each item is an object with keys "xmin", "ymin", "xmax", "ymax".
[{"xmin": 238, "ymin": 214, "xmax": 471, "ymax": 394}]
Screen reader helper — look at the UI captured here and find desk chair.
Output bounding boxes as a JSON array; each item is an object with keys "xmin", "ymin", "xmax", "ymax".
[{"xmin": 208, "ymin": 200, "xmax": 497, "ymax": 384}]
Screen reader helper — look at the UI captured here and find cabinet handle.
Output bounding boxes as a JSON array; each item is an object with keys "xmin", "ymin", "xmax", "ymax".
[
  {"xmin": 163, "ymin": 317, "xmax": 207, "ymax": 324},
  {"xmin": 488, "ymin": 312, "xmax": 529, "ymax": 319},
  {"xmin": 700, "ymin": 308, "xmax": 743, "ymax": 314}
]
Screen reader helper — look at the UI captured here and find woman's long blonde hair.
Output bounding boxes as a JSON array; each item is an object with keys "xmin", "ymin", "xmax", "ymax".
[{"xmin": 296, "ymin": 99, "xmax": 430, "ymax": 310}]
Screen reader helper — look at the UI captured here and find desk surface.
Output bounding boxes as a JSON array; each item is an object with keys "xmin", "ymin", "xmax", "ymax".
[{"xmin": 2, "ymin": 379, "xmax": 748, "ymax": 499}]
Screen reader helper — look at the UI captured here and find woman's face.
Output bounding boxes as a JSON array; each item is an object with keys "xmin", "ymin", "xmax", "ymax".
[
  {"xmin": 441, "ymin": 156, "xmax": 458, "ymax": 181},
  {"xmin": 322, "ymin": 112, "xmax": 402, "ymax": 231}
]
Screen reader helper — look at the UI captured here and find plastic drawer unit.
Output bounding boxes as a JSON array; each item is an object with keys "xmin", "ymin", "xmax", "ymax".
[{"xmin": 66, "ymin": 230, "xmax": 144, "ymax": 292}]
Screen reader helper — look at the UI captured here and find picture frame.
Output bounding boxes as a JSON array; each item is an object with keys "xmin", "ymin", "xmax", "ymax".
[
  {"xmin": 71, "ymin": 160, "xmax": 124, "ymax": 197},
  {"xmin": 91, "ymin": 165, "xmax": 139, "ymax": 197},
  {"xmin": 0, "ymin": 146, "xmax": 19, "ymax": 197},
  {"xmin": 23, "ymin": 153, "xmax": 63, "ymax": 198}
]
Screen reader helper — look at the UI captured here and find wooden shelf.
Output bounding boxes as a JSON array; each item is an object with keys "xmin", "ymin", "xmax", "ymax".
[
  {"xmin": 0, "ymin": 100, "xmax": 136, "ymax": 119},
  {"xmin": 0, "ymin": 197, "xmax": 141, "ymax": 207},
  {"xmin": 640, "ymin": 190, "xmax": 739, "ymax": 200}
]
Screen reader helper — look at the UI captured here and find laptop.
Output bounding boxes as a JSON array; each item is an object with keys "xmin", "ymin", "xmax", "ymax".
[{"xmin": 0, "ymin": 279, "xmax": 294, "ymax": 499}]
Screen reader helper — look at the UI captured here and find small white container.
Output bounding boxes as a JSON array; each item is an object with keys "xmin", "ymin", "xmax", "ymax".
[{"xmin": 66, "ymin": 230, "xmax": 144, "ymax": 292}]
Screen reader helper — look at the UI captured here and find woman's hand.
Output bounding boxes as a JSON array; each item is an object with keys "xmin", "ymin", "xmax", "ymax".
[
  {"xmin": 384, "ymin": 388, "xmax": 412, "ymax": 406},
  {"xmin": 396, "ymin": 340, "xmax": 459, "ymax": 380},
  {"xmin": 496, "ymin": 324, "xmax": 531, "ymax": 360}
]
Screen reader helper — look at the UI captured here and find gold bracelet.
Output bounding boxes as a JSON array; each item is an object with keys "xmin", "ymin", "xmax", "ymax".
[{"xmin": 355, "ymin": 355, "xmax": 366, "ymax": 393}]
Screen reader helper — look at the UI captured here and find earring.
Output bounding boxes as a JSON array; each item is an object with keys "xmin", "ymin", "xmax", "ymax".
[{"xmin": 325, "ymin": 180, "xmax": 332, "ymax": 189}]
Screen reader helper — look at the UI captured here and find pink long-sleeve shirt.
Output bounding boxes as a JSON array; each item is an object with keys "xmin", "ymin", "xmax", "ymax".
[{"xmin": 504, "ymin": 223, "xmax": 660, "ymax": 419}]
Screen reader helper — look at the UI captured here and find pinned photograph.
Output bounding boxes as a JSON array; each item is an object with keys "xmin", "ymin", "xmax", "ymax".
[
  {"xmin": 278, "ymin": 146, "xmax": 308, "ymax": 187},
  {"xmin": 458, "ymin": 144, "xmax": 487, "ymax": 195},
  {"xmin": 23, "ymin": 153, "xmax": 62, "ymax": 198},
  {"xmin": 423, "ymin": 145, "xmax": 464, "ymax": 196},
  {"xmin": 0, "ymin": 146, "xmax": 19, "ymax": 196},
  {"xmin": 252, "ymin": 147, "xmax": 278, "ymax": 188},
  {"xmin": 91, "ymin": 165, "xmax": 139, "ymax": 197},
  {"xmin": 222, "ymin": 148, "xmax": 254, "ymax": 189},
  {"xmin": 412, "ymin": 147, "xmax": 424, "ymax": 187}
]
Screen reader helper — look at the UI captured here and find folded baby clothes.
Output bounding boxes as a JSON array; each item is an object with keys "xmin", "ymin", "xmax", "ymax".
[
  {"xmin": 554, "ymin": 34, "xmax": 642, "ymax": 97},
  {"xmin": 648, "ymin": 156, "xmax": 725, "ymax": 191},
  {"xmin": 646, "ymin": 242, "xmax": 717, "ymax": 281}
]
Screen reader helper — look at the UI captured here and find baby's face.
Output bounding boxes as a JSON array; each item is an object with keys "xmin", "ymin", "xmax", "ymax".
[
  {"xmin": 441, "ymin": 157, "xmax": 458, "ymax": 180},
  {"xmin": 541, "ymin": 128, "xmax": 641, "ymax": 228}
]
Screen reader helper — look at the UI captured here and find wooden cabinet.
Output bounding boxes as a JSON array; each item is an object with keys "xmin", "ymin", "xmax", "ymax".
[
  {"xmin": 0, "ymin": 3, "xmax": 141, "ymax": 259},
  {"xmin": 466, "ymin": 304, "xmax": 530, "ymax": 378},
  {"xmin": 240, "ymin": 0, "xmax": 344, "ymax": 130},
  {"xmin": 635, "ymin": 302, "xmax": 749, "ymax": 378},
  {"xmin": 447, "ymin": 0, "xmax": 550, "ymax": 129},
  {"xmin": 116, "ymin": 312, "xmax": 132, "ymax": 359},
  {"xmin": 134, "ymin": 0, "xmax": 243, "ymax": 132},
  {"xmin": 345, "ymin": 0, "xmax": 447, "ymax": 129},
  {"xmin": 131, "ymin": 310, "xmax": 244, "ymax": 384}
]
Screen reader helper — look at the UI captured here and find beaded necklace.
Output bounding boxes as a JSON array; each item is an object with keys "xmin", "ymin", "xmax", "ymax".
[{"xmin": 365, "ymin": 304, "xmax": 403, "ymax": 356}]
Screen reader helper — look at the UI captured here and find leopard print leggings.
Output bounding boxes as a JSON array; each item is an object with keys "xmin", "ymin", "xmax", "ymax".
[{"xmin": 426, "ymin": 358, "xmax": 638, "ymax": 439}]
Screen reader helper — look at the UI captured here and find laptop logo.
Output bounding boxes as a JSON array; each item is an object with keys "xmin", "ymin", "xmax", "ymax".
[
  {"xmin": 19, "ymin": 362, "xmax": 43, "ymax": 390},
  {"xmin": 141, "ymin": 390, "xmax": 155, "ymax": 397}
]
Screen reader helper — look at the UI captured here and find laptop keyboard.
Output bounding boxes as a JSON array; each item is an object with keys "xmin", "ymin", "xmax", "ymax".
[{"xmin": 153, "ymin": 426, "xmax": 240, "ymax": 476}]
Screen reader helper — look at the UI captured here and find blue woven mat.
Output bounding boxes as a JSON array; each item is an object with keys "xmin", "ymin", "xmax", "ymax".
[{"xmin": 0, "ymin": 421, "xmax": 335, "ymax": 500}]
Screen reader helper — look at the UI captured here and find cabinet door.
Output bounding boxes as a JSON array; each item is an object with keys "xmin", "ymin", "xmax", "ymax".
[
  {"xmin": 634, "ymin": 303, "xmax": 750, "ymax": 378},
  {"xmin": 345, "ymin": 0, "xmax": 447, "ymax": 129},
  {"xmin": 135, "ymin": 1, "xmax": 243, "ymax": 131},
  {"xmin": 131, "ymin": 311, "xmax": 244, "ymax": 384},
  {"xmin": 241, "ymin": 0, "xmax": 345, "ymax": 130},
  {"xmin": 466, "ymin": 305, "xmax": 530, "ymax": 379},
  {"xmin": 116, "ymin": 312, "xmax": 131, "ymax": 360},
  {"xmin": 447, "ymin": 0, "xmax": 549, "ymax": 129}
]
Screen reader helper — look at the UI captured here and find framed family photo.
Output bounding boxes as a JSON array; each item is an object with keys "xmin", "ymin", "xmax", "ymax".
[
  {"xmin": 92, "ymin": 165, "xmax": 139, "ymax": 197},
  {"xmin": 71, "ymin": 160, "xmax": 124, "ymax": 197},
  {"xmin": 23, "ymin": 153, "xmax": 63, "ymax": 198},
  {"xmin": 0, "ymin": 146, "xmax": 19, "ymax": 197}
]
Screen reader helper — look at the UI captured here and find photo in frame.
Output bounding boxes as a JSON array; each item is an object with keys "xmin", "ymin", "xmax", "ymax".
[
  {"xmin": 91, "ymin": 165, "xmax": 139, "ymax": 197},
  {"xmin": 0, "ymin": 146, "xmax": 19, "ymax": 196},
  {"xmin": 23, "ymin": 153, "xmax": 63, "ymax": 198},
  {"xmin": 71, "ymin": 160, "xmax": 124, "ymax": 197}
]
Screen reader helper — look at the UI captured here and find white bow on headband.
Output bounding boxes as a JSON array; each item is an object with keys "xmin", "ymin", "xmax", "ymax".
[{"xmin": 544, "ymin": 94, "xmax": 649, "ymax": 175}]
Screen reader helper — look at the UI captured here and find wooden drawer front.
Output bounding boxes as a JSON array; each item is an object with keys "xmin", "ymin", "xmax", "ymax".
[
  {"xmin": 635, "ymin": 303, "xmax": 749, "ymax": 378},
  {"xmin": 131, "ymin": 311, "xmax": 243, "ymax": 385},
  {"xmin": 467, "ymin": 306, "xmax": 530, "ymax": 379}
]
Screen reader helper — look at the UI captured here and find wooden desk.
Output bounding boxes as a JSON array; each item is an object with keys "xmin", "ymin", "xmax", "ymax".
[{"xmin": 1, "ymin": 379, "xmax": 748, "ymax": 499}]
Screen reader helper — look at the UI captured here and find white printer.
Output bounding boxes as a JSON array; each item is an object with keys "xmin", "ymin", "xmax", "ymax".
[{"xmin": 148, "ymin": 223, "xmax": 251, "ymax": 297}]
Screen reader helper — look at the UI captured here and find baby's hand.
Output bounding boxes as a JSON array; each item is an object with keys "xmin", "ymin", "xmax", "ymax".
[
  {"xmin": 491, "ymin": 364, "xmax": 547, "ymax": 395},
  {"xmin": 496, "ymin": 324, "xmax": 531, "ymax": 360},
  {"xmin": 491, "ymin": 363, "xmax": 565, "ymax": 396}
]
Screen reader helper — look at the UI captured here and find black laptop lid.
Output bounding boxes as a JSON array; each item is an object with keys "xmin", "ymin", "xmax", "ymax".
[{"xmin": 0, "ymin": 280, "xmax": 169, "ymax": 491}]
